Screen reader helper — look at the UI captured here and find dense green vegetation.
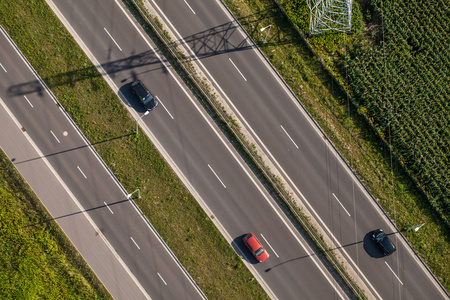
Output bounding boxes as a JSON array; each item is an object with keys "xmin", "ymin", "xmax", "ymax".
[
  {"xmin": 346, "ymin": 0, "xmax": 450, "ymax": 226},
  {"xmin": 0, "ymin": 150, "xmax": 111, "ymax": 299},
  {"xmin": 282, "ymin": 0, "xmax": 450, "ymax": 227},
  {"xmin": 225, "ymin": 0, "xmax": 449, "ymax": 292},
  {"xmin": 0, "ymin": 0, "xmax": 268, "ymax": 299},
  {"xmin": 281, "ymin": 0, "xmax": 365, "ymax": 55}
]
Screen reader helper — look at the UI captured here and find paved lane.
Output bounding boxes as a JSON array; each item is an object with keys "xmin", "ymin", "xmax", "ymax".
[
  {"xmin": 0, "ymin": 25, "xmax": 203, "ymax": 300},
  {"xmin": 44, "ymin": 0, "xmax": 350, "ymax": 298}
]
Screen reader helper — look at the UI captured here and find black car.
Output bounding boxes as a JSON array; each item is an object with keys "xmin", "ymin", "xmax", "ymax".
[
  {"xmin": 372, "ymin": 228, "xmax": 396, "ymax": 256},
  {"xmin": 130, "ymin": 80, "xmax": 158, "ymax": 111}
]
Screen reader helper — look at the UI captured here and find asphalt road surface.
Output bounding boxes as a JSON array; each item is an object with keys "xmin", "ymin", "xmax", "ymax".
[
  {"xmin": 42, "ymin": 0, "xmax": 353, "ymax": 298},
  {"xmin": 147, "ymin": 0, "xmax": 449, "ymax": 299},
  {"xmin": 0, "ymin": 1, "xmax": 354, "ymax": 300},
  {"xmin": 0, "ymin": 25, "xmax": 204, "ymax": 300}
]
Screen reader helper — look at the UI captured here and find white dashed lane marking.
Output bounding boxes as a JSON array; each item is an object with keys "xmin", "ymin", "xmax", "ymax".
[
  {"xmin": 24, "ymin": 95, "xmax": 33, "ymax": 108},
  {"xmin": 385, "ymin": 261, "xmax": 403, "ymax": 285},
  {"xmin": 332, "ymin": 193, "xmax": 351, "ymax": 217},
  {"xmin": 0, "ymin": 62, "xmax": 7, "ymax": 72},
  {"xmin": 184, "ymin": 0, "xmax": 196, "ymax": 14},
  {"xmin": 104, "ymin": 27, "xmax": 122, "ymax": 51},
  {"xmin": 208, "ymin": 164, "xmax": 226, "ymax": 188},
  {"xmin": 50, "ymin": 130, "xmax": 60, "ymax": 143},
  {"xmin": 280, "ymin": 125, "xmax": 299, "ymax": 149},
  {"xmin": 229, "ymin": 58, "xmax": 247, "ymax": 82},
  {"xmin": 104, "ymin": 202, "xmax": 114, "ymax": 214},
  {"xmin": 157, "ymin": 272, "xmax": 167, "ymax": 285},
  {"xmin": 77, "ymin": 166, "xmax": 87, "ymax": 179},
  {"xmin": 130, "ymin": 237, "xmax": 140, "ymax": 250}
]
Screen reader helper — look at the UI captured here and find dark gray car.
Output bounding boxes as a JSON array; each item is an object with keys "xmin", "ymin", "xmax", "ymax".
[
  {"xmin": 130, "ymin": 80, "xmax": 158, "ymax": 111},
  {"xmin": 372, "ymin": 228, "xmax": 397, "ymax": 256}
]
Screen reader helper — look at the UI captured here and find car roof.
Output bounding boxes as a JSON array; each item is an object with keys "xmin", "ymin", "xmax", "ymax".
[
  {"xmin": 243, "ymin": 233, "xmax": 269, "ymax": 261},
  {"xmin": 381, "ymin": 236, "xmax": 396, "ymax": 253},
  {"xmin": 131, "ymin": 80, "xmax": 149, "ymax": 99},
  {"xmin": 373, "ymin": 228, "xmax": 396, "ymax": 254},
  {"xmin": 244, "ymin": 233, "xmax": 260, "ymax": 251},
  {"xmin": 373, "ymin": 229, "xmax": 386, "ymax": 241}
]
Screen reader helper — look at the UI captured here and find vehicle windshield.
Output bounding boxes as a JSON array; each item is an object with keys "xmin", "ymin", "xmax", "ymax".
[
  {"xmin": 143, "ymin": 94, "xmax": 154, "ymax": 104},
  {"xmin": 255, "ymin": 247, "xmax": 265, "ymax": 257},
  {"xmin": 375, "ymin": 231, "xmax": 386, "ymax": 242}
]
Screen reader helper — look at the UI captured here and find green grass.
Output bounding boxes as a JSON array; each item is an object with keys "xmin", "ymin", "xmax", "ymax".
[
  {"xmin": 0, "ymin": 150, "xmax": 111, "ymax": 299},
  {"xmin": 224, "ymin": 0, "xmax": 449, "ymax": 292},
  {"xmin": 0, "ymin": 0, "xmax": 268, "ymax": 299}
]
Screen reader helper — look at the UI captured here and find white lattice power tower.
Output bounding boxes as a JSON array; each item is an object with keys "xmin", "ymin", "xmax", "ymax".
[{"xmin": 306, "ymin": 0, "xmax": 353, "ymax": 35}]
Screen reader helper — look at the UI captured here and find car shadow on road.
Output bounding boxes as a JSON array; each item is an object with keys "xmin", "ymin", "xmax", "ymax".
[
  {"xmin": 328, "ymin": 230, "xmax": 400, "ymax": 259},
  {"xmin": 263, "ymin": 254, "xmax": 314, "ymax": 273},
  {"xmin": 363, "ymin": 231, "xmax": 386, "ymax": 258},
  {"xmin": 118, "ymin": 82, "xmax": 147, "ymax": 114}
]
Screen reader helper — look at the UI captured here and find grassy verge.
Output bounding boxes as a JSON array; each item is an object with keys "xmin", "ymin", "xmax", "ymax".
[
  {"xmin": 224, "ymin": 0, "xmax": 449, "ymax": 292},
  {"xmin": 0, "ymin": 0, "xmax": 268, "ymax": 298},
  {"xmin": 0, "ymin": 149, "xmax": 111, "ymax": 299}
]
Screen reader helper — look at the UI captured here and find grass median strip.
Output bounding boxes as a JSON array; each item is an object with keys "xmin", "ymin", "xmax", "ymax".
[{"xmin": 0, "ymin": 0, "xmax": 268, "ymax": 299}]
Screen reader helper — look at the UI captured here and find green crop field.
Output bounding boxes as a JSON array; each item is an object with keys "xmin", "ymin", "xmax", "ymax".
[{"xmin": 346, "ymin": 0, "xmax": 450, "ymax": 226}]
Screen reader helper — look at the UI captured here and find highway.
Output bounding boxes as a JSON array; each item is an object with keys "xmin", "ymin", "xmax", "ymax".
[
  {"xmin": 46, "ymin": 0, "xmax": 350, "ymax": 298},
  {"xmin": 147, "ymin": 0, "xmax": 449, "ymax": 299},
  {"xmin": 0, "ymin": 26, "xmax": 203, "ymax": 300},
  {"xmin": 1, "ymin": 0, "xmax": 350, "ymax": 299}
]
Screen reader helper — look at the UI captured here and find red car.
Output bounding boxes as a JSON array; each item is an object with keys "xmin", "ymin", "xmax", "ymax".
[{"xmin": 243, "ymin": 232, "xmax": 269, "ymax": 262}]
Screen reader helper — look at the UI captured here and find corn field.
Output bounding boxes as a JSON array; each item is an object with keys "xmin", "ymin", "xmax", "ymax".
[{"xmin": 346, "ymin": 0, "xmax": 450, "ymax": 225}]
